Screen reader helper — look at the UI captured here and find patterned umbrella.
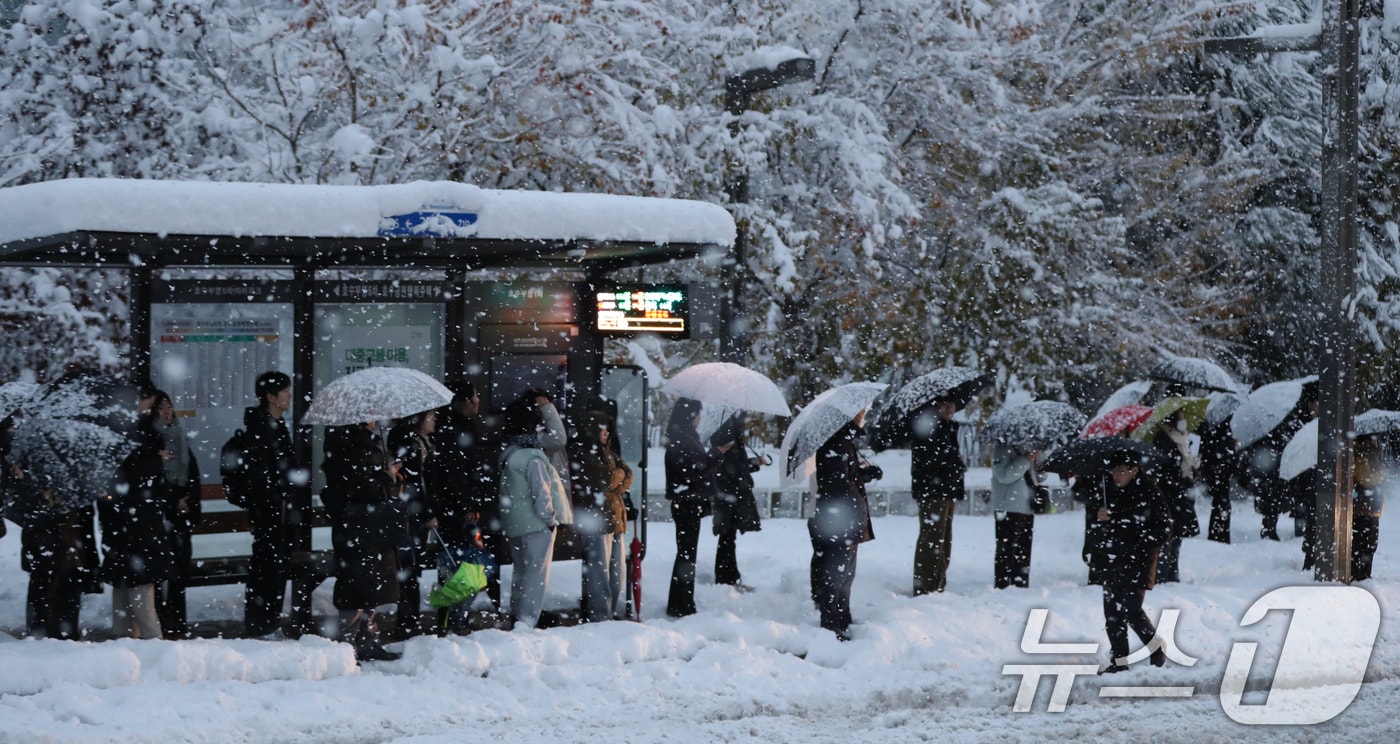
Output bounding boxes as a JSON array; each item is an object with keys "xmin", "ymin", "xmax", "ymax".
[
  {"xmin": 303, "ymin": 367, "xmax": 454, "ymax": 426},
  {"xmin": 781, "ymin": 382, "xmax": 888, "ymax": 485},
  {"xmin": 977, "ymin": 400, "xmax": 1086, "ymax": 452},
  {"xmin": 869, "ymin": 367, "xmax": 992, "ymax": 451}
]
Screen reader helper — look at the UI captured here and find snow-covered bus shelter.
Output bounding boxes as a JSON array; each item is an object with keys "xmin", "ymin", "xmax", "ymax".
[{"xmin": 0, "ymin": 178, "xmax": 734, "ymax": 607}]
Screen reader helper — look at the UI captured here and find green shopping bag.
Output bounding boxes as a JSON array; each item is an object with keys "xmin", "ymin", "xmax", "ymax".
[{"xmin": 429, "ymin": 560, "xmax": 488, "ymax": 609}]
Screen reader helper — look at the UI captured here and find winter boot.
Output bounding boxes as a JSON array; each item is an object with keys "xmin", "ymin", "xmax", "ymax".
[{"xmin": 353, "ymin": 627, "xmax": 402, "ymax": 662}]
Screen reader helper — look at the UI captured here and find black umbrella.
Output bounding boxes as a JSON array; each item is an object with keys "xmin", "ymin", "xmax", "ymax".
[
  {"xmin": 1, "ymin": 371, "xmax": 137, "ymax": 528},
  {"xmin": 869, "ymin": 367, "xmax": 992, "ymax": 451},
  {"xmin": 1146, "ymin": 357, "xmax": 1239, "ymax": 394},
  {"xmin": 1039, "ymin": 436, "xmax": 1167, "ymax": 478}
]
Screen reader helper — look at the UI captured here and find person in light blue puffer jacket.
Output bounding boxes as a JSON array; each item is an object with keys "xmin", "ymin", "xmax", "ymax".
[{"xmin": 498, "ymin": 395, "xmax": 572, "ymax": 630}]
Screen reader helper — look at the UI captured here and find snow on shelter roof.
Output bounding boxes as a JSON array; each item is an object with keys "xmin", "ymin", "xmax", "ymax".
[{"xmin": 0, "ymin": 178, "xmax": 735, "ymax": 271}]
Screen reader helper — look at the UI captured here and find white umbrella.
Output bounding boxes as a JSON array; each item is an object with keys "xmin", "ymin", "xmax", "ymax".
[
  {"xmin": 1232, "ymin": 376, "xmax": 1318, "ymax": 451},
  {"xmin": 780, "ymin": 382, "xmax": 887, "ymax": 486},
  {"xmin": 0, "ymin": 380, "xmax": 39, "ymax": 417},
  {"xmin": 303, "ymin": 367, "xmax": 453, "ymax": 426},
  {"xmin": 1279, "ymin": 410, "xmax": 1400, "ymax": 481},
  {"xmin": 1147, "ymin": 356, "xmax": 1239, "ymax": 393},
  {"xmin": 1093, "ymin": 380, "xmax": 1151, "ymax": 420},
  {"xmin": 977, "ymin": 400, "xmax": 1087, "ymax": 452},
  {"xmin": 660, "ymin": 362, "xmax": 791, "ymax": 416},
  {"xmin": 1204, "ymin": 386, "xmax": 1249, "ymax": 429}
]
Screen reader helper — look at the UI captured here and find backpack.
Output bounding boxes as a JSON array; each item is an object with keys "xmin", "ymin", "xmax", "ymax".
[{"xmin": 220, "ymin": 429, "xmax": 251, "ymax": 508}]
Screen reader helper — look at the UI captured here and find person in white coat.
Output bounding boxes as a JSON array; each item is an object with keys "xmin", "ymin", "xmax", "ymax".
[
  {"xmin": 989, "ymin": 442, "xmax": 1045, "ymax": 589},
  {"xmin": 498, "ymin": 395, "xmax": 572, "ymax": 630}
]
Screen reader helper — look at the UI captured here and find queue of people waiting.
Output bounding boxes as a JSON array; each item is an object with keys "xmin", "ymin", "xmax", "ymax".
[{"xmin": 0, "ymin": 371, "xmax": 638, "ymax": 664}]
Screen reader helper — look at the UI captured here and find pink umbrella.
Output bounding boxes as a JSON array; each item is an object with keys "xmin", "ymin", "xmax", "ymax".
[{"xmin": 1082, "ymin": 405, "xmax": 1154, "ymax": 438}]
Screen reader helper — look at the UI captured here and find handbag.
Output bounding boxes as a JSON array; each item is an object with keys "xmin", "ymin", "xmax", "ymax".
[
  {"xmin": 734, "ymin": 492, "xmax": 763, "ymax": 533},
  {"xmin": 1030, "ymin": 486, "xmax": 1050, "ymax": 515}
]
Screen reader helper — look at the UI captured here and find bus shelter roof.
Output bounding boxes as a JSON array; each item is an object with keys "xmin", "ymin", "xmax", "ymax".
[{"xmin": 0, "ymin": 179, "xmax": 735, "ymax": 272}]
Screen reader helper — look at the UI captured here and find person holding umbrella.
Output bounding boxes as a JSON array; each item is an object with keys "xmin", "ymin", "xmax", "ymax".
[
  {"xmin": 809, "ymin": 407, "xmax": 880, "ymax": 641},
  {"xmin": 912, "ymin": 398, "xmax": 964, "ymax": 595},
  {"xmin": 989, "ymin": 443, "xmax": 1045, "ymax": 589},
  {"xmin": 322, "ymin": 420, "xmax": 405, "ymax": 662},
  {"xmin": 979, "ymin": 399, "xmax": 1085, "ymax": 589},
  {"xmin": 1084, "ymin": 450, "xmax": 1173, "ymax": 674},
  {"xmin": 710, "ymin": 413, "xmax": 765, "ymax": 592},
  {"xmin": 664, "ymin": 397, "xmax": 730, "ymax": 618}
]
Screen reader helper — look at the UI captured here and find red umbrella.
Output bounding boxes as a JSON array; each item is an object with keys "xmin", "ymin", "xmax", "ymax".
[
  {"xmin": 1082, "ymin": 405, "xmax": 1154, "ymax": 438},
  {"xmin": 626, "ymin": 525, "xmax": 646, "ymax": 621}
]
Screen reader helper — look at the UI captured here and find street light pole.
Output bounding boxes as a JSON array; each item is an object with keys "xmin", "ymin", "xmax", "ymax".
[
  {"xmin": 720, "ymin": 55, "xmax": 815, "ymax": 364},
  {"xmin": 1312, "ymin": 0, "xmax": 1361, "ymax": 583},
  {"xmin": 1204, "ymin": 1, "xmax": 1361, "ymax": 582}
]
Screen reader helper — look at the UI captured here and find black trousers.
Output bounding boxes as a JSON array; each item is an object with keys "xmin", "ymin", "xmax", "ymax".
[
  {"xmin": 667, "ymin": 500, "xmax": 706, "ymax": 617},
  {"xmin": 27, "ymin": 567, "xmax": 83, "ymax": 640},
  {"xmin": 810, "ymin": 537, "xmax": 859, "ymax": 633},
  {"xmin": 1156, "ymin": 537, "xmax": 1181, "ymax": 583},
  {"xmin": 993, "ymin": 511, "xmax": 1034, "ymax": 589},
  {"xmin": 1207, "ymin": 484, "xmax": 1232, "ymax": 543},
  {"xmin": 1102, "ymin": 584, "xmax": 1157, "ymax": 662},
  {"xmin": 714, "ymin": 526, "xmax": 741, "ymax": 585},
  {"xmin": 1353, "ymin": 512, "xmax": 1381, "ymax": 581},
  {"xmin": 158, "ymin": 531, "xmax": 194, "ymax": 636},
  {"xmin": 245, "ymin": 522, "xmax": 290, "ymax": 637}
]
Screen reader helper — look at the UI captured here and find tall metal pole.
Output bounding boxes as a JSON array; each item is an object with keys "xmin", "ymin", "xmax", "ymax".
[
  {"xmin": 1312, "ymin": 0, "xmax": 1361, "ymax": 583},
  {"xmin": 719, "ymin": 57, "xmax": 815, "ymax": 364}
]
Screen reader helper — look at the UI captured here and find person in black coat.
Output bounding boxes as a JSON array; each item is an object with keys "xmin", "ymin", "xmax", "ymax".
[
  {"xmin": 101, "ymin": 395, "xmax": 180, "ymax": 639},
  {"xmin": 664, "ymin": 398, "xmax": 729, "ymax": 618},
  {"xmin": 1198, "ymin": 419, "xmax": 1235, "ymax": 543},
  {"xmin": 710, "ymin": 413, "xmax": 764, "ymax": 590},
  {"xmin": 20, "ymin": 501, "xmax": 98, "ymax": 640},
  {"xmin": 1084, "ymin": 453, "xmax": 1174, "ymax": 674},
  {"xmin": 810, "ymin": 409, "xmax": 880, "ymax": 641},
  {"xmin": 240, "ymin": 371, "xmax": 305, "ymax": 639},
  {"xmin": 322, "ymin": 421, "xmax": 403, "ymax": 662},
  {"xmin": 148, "ymin": 391, "xmax": 202, "ymax": 638},
  {"xmin": 911, "ymin": 399, "xmax": 964, "ymax": 595},
  {"xmin": 1149, "ymin": 410, "xmax": 1199, "ymax": 583},
  {"xmin": 388, "ymin": 410, "xmax": 439, "ymax": 638},
  {"xmin": 1350, "ymin": 435, "xmax": 1387, "ymax": 581},
  {"xmin": 430, "ymin": 381, "xmax": 504, "ymax": 615}
]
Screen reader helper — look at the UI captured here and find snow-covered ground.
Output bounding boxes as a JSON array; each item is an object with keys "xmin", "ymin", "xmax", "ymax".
[{"xmin": 3, "ymin": 458, "xmax": 1400, "ymax": 743}]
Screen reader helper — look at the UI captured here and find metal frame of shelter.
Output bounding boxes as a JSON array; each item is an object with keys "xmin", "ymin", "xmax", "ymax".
[{"xmin": 0, "ymin": 178, "xmax": 734, "ymax": 581}]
